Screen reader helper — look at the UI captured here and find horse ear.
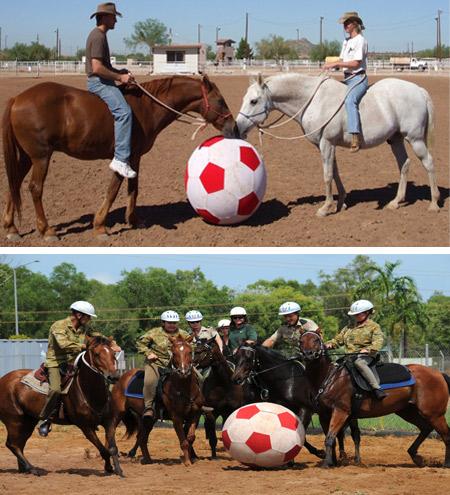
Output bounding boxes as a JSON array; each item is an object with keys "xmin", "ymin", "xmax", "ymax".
[
  {"xmin": 257, "ymin": 72, "xmax": 264, "ymax": 87},
  {"xmin": 186, "ymin": 335, "xmax": 194, "ymax": 343},
  {"xmin": 202, "ymin": 74, "xmax": 213, "ymax": 91}
]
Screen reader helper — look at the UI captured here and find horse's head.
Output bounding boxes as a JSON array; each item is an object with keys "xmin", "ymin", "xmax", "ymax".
[
  {"xmin": 193, "ymin": 337, "xmax": 220, "ymax": 369},
  {"xmin": 299, "ymin": 331, "xmax": 325, "ymax": 362},
  {"xmin": 199, "ymin": 75, "xmax": 239, "ymax": 138},
  {"xmin": 85, "ymin": 336, "xmax": 120, "ymax": 384},
  {"xmin": 236, "ymin": 74, "xmax": 272, "ymax": 139},
  {"xmin": 231, "ymin": 343, "xmax": 257, "ymax": 384},
  {"xmin": 169, "ymin": 335, "xmax": 194, "ymax": 377}
]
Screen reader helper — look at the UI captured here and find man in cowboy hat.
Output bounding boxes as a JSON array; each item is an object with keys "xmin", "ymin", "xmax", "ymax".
[
  {"xmin": 86, "ymin": 3, "xmax": 137, "ymax": 179},
  {"xmin": 324, "ymin": 11, "xmax": 368, "ymax": 152}
]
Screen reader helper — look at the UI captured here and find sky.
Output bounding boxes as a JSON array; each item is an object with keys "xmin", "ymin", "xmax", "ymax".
[
  {"xmin": 1, "ymin": 253, "xmax": 449, "ymax": 300},
  {"xmin": 0, "ymin": 1, "xmax": 448, "ymax": 55}
]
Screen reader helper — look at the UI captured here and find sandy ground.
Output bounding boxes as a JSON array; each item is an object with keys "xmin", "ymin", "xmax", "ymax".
[
  {"xmin": 0, "ymin": 73, "xmax": 448, "ymax": 247},
  {"xmin": 1, "ymin": 424, "xmax": 449, "ymax": 495}
]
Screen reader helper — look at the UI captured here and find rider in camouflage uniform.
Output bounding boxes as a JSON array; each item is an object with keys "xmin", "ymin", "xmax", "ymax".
[
  {"xmin": 263, "ymin": 301, "xmax": 321, "ymax": 358},
  {"xmin": 136, "ymin": 310, "xmax": 189, "ymax": 418},
  {"xmin": 185, "ymin": 310, "xmax": 223, "ymax": 351},
  {"xmin": 326, "ymin": 299, "xmax": 387, "ymax": 400},
  {"xmin": 38, "ymin": 301, "xmax": 119, "ymax": 436}
]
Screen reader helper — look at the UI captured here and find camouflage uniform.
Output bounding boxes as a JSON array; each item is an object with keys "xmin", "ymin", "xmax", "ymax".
[
  {"xmin": 136, "ymin": 327, "xmax": 189, "ymax": 412},
  {"xmin": 268, "ymin": 317, "xmax": 321, "ymax": 358},
  {"xmin": 327, "ymin": 319, "xmax": 385, "ymax": 390},
  {"xmin": 229, "ymin": 323, "xmax": 258, "ymax": 353}
]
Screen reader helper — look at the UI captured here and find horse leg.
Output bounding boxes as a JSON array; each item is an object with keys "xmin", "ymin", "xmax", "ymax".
[
  {"xmin": 93, "ymin": 173, "xmax": 124, "ymax": 237},
  {"xmin": 184, "ymin": 416, "xmax": 199, "ymax": 461},
  {"xmin": 138, "ymin": 417, "xmax": 155, "ymax": 464},
  {"xmin": 103, "ymin": 419, "xmax": 124, "ymax": 477},
  {"xmin": 78, "ymin": 425, "xmax": 115, "ymax": 474},
  {"xmin": 204, "ymin": 413, "xmax": 218, "ymax": 458},
  {"xmin": 126, "ymin": 159, "xmax": 141, "ymax": 227},
  {"xmin": 333, "ymin": 159, "xmax": 347, "ymax": 212},
  {"xmin": 396, "ymin": 406, "xmax": 433, "ymax": 466},
  {"xmin": 386, "ymin": 134, "xmax": 410, "ymax": 210},
  {"xmin": 317, "ymin": 140, "xmax": 337, "ymax": 217},
  {"xmin": 348, "ymin": 418, "xmax": 362, "ymax": 464},
  {"xmin": 172, "ymin": 417, "xmax": 192, "ymax": 466},
  {"xmin": 28, "ymin": 155, "xmax": 57, "ymax": 240},
  {"xmin": 425, "ymin": 414, "xmax": 450, "ymax": 468},
  {"xmin": 322, "ymin": 409, "xmax": 350, "ymax": 468},
  {"xmin": 3, "ymin": 153, "xmax": 32, "ymax": 240},
  {"xmin": 5, "ymin": 418, "xmax": 43, "ymax": 475},
  {"xmin": 408, "ymin": 138, "xmax": 440, "ymax": 211}
]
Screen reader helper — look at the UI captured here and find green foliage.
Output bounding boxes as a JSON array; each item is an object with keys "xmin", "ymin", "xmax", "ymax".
[
  {"xmin": 255, "ymin": 35, "xmax": 298, "ymax": 62},
  {"xmin": 309, "ymin": 40, "xmax": 341, "ymax": 62},
  {"xmin": 235, "ymin": 38, "xmax": 253, "ymax": 60},
  {"xmin": 3, "ymin": 42, "xmax": 52, "ymax": 61},
  {"xmin": 425, "ymin": 293, "xmax": 450, "ymax": 347},
  {"xmin": 206, "ymin": 45, "xmax": 216, "ymax": 61},
  {"xmin": 124, "ymin": 18, "xmax": 170, "ymax": 55},
  {"xmin": 8, "ymin": 334, "xmax": 31, "ymax": 340}
]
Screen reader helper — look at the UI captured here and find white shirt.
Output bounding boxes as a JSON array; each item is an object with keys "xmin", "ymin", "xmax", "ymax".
[{"xmin": 340, "ymin": 34, "xmax": 368, "ymax": 74}]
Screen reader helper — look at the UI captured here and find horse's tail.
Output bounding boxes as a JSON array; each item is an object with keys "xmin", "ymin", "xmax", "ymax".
[
  {"xmin": 2, "ymin": 97, "xmax": 22, "ymax": 219},
  {"xmin": 122, "ymin": 409, "xmax": 139, "ymax": 439},
  {"xmin": 421, "ymin": 87, "xmax": 434, "ymax": 150},
  {"xmin": 442, "ymin": 373, "xmax": 450, "ymax": 394}
]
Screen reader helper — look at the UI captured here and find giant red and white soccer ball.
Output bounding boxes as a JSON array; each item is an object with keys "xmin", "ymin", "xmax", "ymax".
[
  {"xmin": 185, "ymin": 136, "xmax": 266, "ymax": 225},
  {"xmin": 221, "ymin": 402, "xmax": 305, "ymax": 467}
]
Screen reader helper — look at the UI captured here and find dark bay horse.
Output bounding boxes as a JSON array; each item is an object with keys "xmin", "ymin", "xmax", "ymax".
[
  {"xmin": 299, "ymin": 331, "xmax": 450, "ymax": 468},
  {"xmin": 111, "ymin": 335, "xmax": 203, "ymax": 466},
  {"xmin": 194, "ymin": 338, "xmax": 258, "ymax": 458},
  {"xmin": 2, "ymin": 75, "xmax": 237, "ymax": 240},
  {"xmin": 231, "ymin": 343, "xmax": 361, "ymax": 463},
  {"xmin": 0, "ymin": 336, "xmax": 123, "ymax": 476}
]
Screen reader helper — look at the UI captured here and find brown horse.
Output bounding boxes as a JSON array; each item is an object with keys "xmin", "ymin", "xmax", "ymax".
[
  {"xmin": 0, "ymin": 336, "xmax": 123, "ymax": 476},
  {"xmin": 2, "ymin": 75, "xmax": 237, "ymax": 240},
  {"xmin": 299, "ymin": 331, "xmax": 450, "ymax": 468},
  {"xmin": 111, "ymin": 334, "xmax": 203, "ymax": 466}
]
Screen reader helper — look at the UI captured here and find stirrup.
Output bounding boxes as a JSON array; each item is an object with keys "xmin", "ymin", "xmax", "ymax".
[
  {"xmin": 38, "ymin": 420, "xmax": 52, "ymax": 437},
  {"xmin": 143, "ymin": 407, "xmax": 155, "ymax": 418},
  {"xmin": 202, "ymin": 406, "xmax": 214, "ymax": 413}
]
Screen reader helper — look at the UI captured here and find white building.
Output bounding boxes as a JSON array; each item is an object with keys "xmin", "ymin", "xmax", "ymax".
[{"xmin": 152, "ymin": 44, "xmax": 207, "ymax": 74}]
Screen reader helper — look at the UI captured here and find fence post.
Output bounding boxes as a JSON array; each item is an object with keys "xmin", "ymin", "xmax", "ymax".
[
  {"xmin": 439, "ymin": 350, "xmax": 445, "ymax": 372},
  {"xmin": 425, "ymin": 343, "xmax": 429, "ymax": 366}
]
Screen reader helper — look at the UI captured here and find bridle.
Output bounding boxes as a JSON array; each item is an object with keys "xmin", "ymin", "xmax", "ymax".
[
  {"xmin": 169, "ymin": 342, "xmax": 194, "ymax": 376},
  {"xmin": 200, "ymin": 82, "xmax": 232, "ymax": 121},
  {"xmin": 76, "ymin": 345, "xmax": 118, "ymax": 385},
  {"xmin": 299, "ymin": 331, "xmax": 327, "ymax": 361},
  {"xmin": 237, "ymin": 85, "xmax": 273, "ymax": 126}
]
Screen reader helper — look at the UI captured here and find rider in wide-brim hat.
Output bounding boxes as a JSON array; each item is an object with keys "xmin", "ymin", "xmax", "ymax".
[
  {"xmin": 338, "ymin": 11, "xmax": 365, "ymax": 30},
  {"xmin": 90, "ymin": 2, "xmax": 122, "ymax": 19}
]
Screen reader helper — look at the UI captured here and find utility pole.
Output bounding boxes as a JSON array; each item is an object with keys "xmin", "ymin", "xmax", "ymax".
[
  {"xmin": 245, "ymin": 12, "xmax": 249, "ymax": 43},
  {"xmin": 216, "ymin": 26, "xmax": 221, "ymax": 43},
  {"xmin": 55, "ymin": 28, "xmax": 59, "ymax": 59},
  {"xmin": 197, "ymin": 24, "xmax": 201, "ymax": 44},
  {"xmin": 437, "ymin": 9, "xmax": 443, "ymax": 61},
  {"xmin": 411, "ymin": 41, "xmax": 414, "ymax": 57},
  {"xmin": 12, "ymin": 260, "xmax": 39, "ymax": 336},
  {"xmin": 296, "ymin": 28, "xmax": 300, "ymax": 42},
  {"xmin": 319, "ymin": 16, "xmax": 324, "ymax": 46},
  {"xmin": 435, "ymin": 15, "xmax": 439, "ymax": 60},
  {"xmin": 59, "ymin": 37, "xmax": 62, "ymax": 58},
  {"xmin": 0, "ymin": 27, "xmax": 2, "ymax": 51}
]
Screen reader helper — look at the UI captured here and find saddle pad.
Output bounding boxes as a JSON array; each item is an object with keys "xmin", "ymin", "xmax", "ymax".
[
  {"xmin": 377, "ymin": 363, "xmax": 416, "ymax": 389},
  {"xmin": 20, "ymin": 370, "xmax": 73, "ymax": 395},
  {"xmin": 125, "ymin": 370, "xmax": 144, "ymax": 398}
]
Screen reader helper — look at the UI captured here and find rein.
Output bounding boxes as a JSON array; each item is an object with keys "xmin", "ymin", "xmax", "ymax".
[{"xmin": 238, "ymin": 345, "xmax": 303, "ymax": 378}]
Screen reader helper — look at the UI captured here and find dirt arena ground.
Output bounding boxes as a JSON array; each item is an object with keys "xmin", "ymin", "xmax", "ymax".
[
  {"xmin": 1, "ymin": 425, "xmax": 449, "ymax": 495},
  {"xmin": 0, "ymin": 73, "xmax": 448, "ymax": 247}
]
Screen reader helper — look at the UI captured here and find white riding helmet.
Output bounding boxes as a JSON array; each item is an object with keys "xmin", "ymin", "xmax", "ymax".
[
  {"xmin": 161, "ymin": 310, "xmax": 180, "ymax": 322},
  {"xmin": 348, "ymin": 299, "xmax": 374, "ymax": 316},
  {"xmin": 278, "ymin": 301, "xmax": 301, "ymax": 316},
  {"xmin": 217, "ymin": 319, "xmax": 231, "ymax": 328},
  {"xmin": 185, "ymin": 310, "xmax": 203, "ymax": 322},
  {"xmin": 70, "ymin": 301, "xmax": 97, "ymax": 318},
  {"xmin": 230, "ymin": 306, "xmax": 247, "ymax": 317}
]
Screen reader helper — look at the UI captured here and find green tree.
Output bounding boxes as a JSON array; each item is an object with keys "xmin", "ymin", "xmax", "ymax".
[
  {"xmin": 309, "ymin": 40, "xmax": 341, "ymax": 62},
  {"xmin": 124, "ymin": 18, "xmax": 170, "ymax": 55},
  {"xmin": 255, "ymin": 35, "xmax": 298, "ymax": 62},
  {"xmin": 49, "ymin": 263, "xmax": 91, "ymax": 310},
  {"xmin": 235, "ymin": 38, "xmax": 253, "ymax": 60},
  {"xmin": 425, "ymin": 293, "xmax": 450, "ymax": 347},
  {"xmin": 4, "ymin": 42, "xmax": 51, "ymax": 61}
]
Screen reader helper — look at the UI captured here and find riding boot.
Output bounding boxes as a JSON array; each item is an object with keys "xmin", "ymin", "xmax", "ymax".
[
  {"xmin": 373, "ymin": 388, "xmax": 388, "ymax": 400},
  {"xmin": 38, "ymin": 390, "xmax": 62, "ymax": 437},
  {"xmin": 350, "ymin": 133, "xmax": 360, "ymax": 153}
]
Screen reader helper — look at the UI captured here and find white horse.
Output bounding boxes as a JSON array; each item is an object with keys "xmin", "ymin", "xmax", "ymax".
[{"xmin": 236, "ymin": 73, "xmax": 440, "ymax": 216}]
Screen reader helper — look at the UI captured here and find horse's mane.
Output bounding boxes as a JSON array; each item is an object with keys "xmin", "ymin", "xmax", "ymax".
[
  {"xmin": 254, "ymin": 344, "xmax": 305, "ymax": 379},
  {"xmin": 132, "ymin": 75, "xmax": 201, "ymax": 97},
  {"xmin": 87, "ymin": 335, "xmax": 111, "ymax": 347}
]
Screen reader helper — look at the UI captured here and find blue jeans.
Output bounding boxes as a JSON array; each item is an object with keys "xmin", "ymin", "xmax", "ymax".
[
  {"xmin": 343, "ymin": 74, "xmax": 368, "ymax": 134},
  {"xmin": 87, "ymin": 76, "xmax": 132, "ymax": 163}
]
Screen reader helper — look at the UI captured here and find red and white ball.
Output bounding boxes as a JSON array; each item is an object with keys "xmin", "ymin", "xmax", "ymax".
[
  {"xmin": 185, "ymin": 136, "xmax": 266, "ymax": 225},
  {"xmin": 221, "ymin": 402, "xmax": 305, "ymax": 467}
]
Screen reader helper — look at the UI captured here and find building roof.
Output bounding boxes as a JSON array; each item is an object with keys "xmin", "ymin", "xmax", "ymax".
[
  {"xmin": 216, "ymin": 38, "xmax": 236, "ymax": 44},
  {"xmin": 153, "ymin": 44, "xmax": 205, "ymax": 50}
]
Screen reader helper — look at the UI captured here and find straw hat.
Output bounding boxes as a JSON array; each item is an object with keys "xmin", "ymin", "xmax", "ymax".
[
  {"xmin": 90, "ymin": 2, "xmax": 122, "ymax": 19},
  {"xmin": 338, "ymin": 11, "xmax": 364, "ymax": 29}
]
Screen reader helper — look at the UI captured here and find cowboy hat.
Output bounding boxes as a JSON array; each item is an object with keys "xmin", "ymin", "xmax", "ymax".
[
  {"xmin": 338, "ymin": 11, "xmax": 364, "ymax": 28},
  {"xmin": 90, "ymin": 2, "xmax": 122, "ymax": 19}
]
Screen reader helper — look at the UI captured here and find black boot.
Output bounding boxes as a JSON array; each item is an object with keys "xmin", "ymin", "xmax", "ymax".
[
  {"xmin": 38, "ymin": 419, "xmax": 52, "ymax": 437},
  {"xmin": 373, "ymin": 388, "xmax": 387, "ymax": 400}
]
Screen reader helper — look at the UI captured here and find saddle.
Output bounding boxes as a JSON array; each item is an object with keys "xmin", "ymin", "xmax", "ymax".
[
  {"xmin": 34, "ymin": 363, "xmax": 76, "ymax": 389},
  {"xmin": 125, "ymin": 368, "xmax": 172, "ymax": 420}
]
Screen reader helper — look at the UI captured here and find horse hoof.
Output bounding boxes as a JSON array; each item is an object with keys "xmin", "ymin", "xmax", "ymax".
[
  {"xmin": 428, "ymin": 203, "xmax": 440, "ymax": 212},
  {"xmin": 6, "ymin": 233, "xmax": 21, "ymax": 241},
  {"xmin": 95, "ymin": 233, "xmax": 110, "ymax": 240},
  {"xmin": 140, "ymin": 457, "xmax": 152, "ymax": 465},
  {"xmin": 386, "ymin": 201, "xmax": 400, "ymax": 210},
  {"xmin": 412, "ymin": 454, "xmax": 425, "ymax": 467}
]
